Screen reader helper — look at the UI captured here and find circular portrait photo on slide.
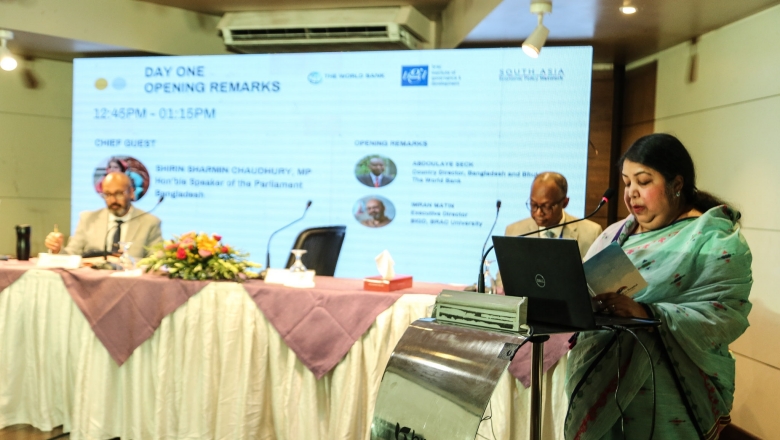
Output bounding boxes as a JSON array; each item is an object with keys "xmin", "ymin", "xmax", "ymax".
[
  {"xmin": 355, "ymin": 155, "xmax": 397, "ymax": 188},
  {"xmin": 354, "ymin": 196, "xmax": 395, "ymax": 228},
  {"xmin": 93, "ymin": 156, "xmax": 151, "ymax": 201}
]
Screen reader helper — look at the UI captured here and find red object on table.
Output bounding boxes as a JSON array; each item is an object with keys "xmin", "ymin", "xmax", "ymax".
[{"xmin": 363, "ymin": 275, "xmax": 413, "ymax": 292}]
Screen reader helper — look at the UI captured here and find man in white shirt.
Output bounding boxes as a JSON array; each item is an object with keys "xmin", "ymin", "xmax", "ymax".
[
  {"xmin": 504, "ymin": 172, "xmax": 602, "ymax": 258},
  {"xmin": 44, "ymin": 172, "xmax": 162, "ymax": 259}
]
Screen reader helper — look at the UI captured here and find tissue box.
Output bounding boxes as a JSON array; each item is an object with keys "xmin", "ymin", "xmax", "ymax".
[{"xmin": 363, "ymin": 275, "xmax": 413, "ymax": 292}]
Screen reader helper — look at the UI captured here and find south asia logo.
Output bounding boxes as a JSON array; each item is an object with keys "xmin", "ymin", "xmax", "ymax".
[
  {"xmin": 307, "ymin": 72, "xmax": 323, "ymax": 84},
  {"xmin": 401, "ymin": 66, "xmax": 428, "ymax": 86}
]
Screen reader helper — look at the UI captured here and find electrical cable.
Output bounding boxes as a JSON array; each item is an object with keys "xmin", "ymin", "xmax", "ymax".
[
  {"xmin": 614, "ymin": 325, "xmax": 657, "ymax": 440},
  {"xmin": 477, "ymin": 399, "xmax": 498, "ymax": 440},
  {"xmin": 563, "ymin": 330, "xmax": 620, "ymax": 431},
  {"xmin": 564, "ymin": 324, "xmax": 660, "ymax": 439},
  {"xmin": 476, "ymin": 327, "xmax": 534, "ymax": 440},
  {"xmin": 614, "ymin": 330, "xmax": 626, "ymax": 440}
]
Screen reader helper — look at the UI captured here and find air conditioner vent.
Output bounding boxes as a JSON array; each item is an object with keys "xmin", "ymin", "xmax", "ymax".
[
  {"xmin": 230, "ymin": 26, "xmax": 391, "ymax": 42},
  {"xmin": 217, "ymin": 7, "xmax": 433, "ymax": 53}
]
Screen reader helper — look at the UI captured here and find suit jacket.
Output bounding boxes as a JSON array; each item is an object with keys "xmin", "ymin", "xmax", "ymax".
[
  {"xmin": 357, "ymin": 173, "xmax": 394, "ymax": 187},
  {"xmin": 503, "ymin": 210, "xmax": 603, "ymax": 258},
  {"xmin": 63, "ymin": 207, "xmax": 163, "ymax": 259}
]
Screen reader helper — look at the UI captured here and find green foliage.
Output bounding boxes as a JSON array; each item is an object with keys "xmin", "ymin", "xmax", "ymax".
[{"xmin": 138, "ymin": 232, "xmax": 261, "ymax": 281}]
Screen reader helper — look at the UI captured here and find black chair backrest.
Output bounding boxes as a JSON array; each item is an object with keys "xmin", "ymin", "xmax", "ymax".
[{"xmin": 285, "ymin": 226, "xmax": 347, "ymax": 276}]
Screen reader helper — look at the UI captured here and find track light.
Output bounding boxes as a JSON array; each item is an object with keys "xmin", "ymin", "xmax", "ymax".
[
  {"xmin": 0, "ymin": 30, "xmax": 17, "ymax": 72},
  {"xmin": 619, "ymin": 5, "xmax": 637, "ymax": 14},
  {"xmin": 522, "ymin": 0, "xmax": 552, "ymax": 59}
]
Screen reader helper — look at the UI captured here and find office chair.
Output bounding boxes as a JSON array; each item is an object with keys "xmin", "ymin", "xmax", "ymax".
[{"xmin": 285, "ymin": 226, "xmax": 346, "ymax": 276}]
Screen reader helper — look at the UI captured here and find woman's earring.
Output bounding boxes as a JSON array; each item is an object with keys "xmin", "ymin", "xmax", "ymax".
[{"xmin": 675, "ymin": 191, "xmax": 681, "ymax": 197}]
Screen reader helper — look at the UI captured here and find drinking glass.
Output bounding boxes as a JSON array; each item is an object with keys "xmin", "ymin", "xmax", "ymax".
[
  {"xmin": 484, "ymin": 259, "xmax": 496, "ymax": 294},
  {"xmin": 118, "ymin": 241, "xmax": 135, "ymax": 271},
  {"xmin": 289, "ymin": 249, "xmax": 307, "ymax": 273}
]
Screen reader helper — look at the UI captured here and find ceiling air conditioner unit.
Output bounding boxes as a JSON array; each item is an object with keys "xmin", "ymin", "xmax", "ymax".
[{"xmin": 217, "ymin": 6, "xmax": 433, "ymax": 53}]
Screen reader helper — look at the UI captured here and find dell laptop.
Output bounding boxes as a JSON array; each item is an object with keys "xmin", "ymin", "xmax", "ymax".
[{"xmin": 492, "ymin": 235, "xmax": 659, "ymax": 334}]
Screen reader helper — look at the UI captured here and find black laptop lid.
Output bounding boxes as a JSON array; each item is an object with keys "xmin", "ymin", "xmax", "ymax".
[{"xmin": 492, "ymin": 236, "xmax": 595, "ymax": 330}]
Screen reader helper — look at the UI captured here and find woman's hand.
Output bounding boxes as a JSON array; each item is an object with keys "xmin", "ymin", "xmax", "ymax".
[{"xmin": 593, "ymin": 292, "xmax": 649, "ymax": 319}]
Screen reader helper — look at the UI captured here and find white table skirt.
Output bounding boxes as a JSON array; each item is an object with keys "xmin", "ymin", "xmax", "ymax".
[{"xmin": 0, "ymin": 270, "xmax": 567, "ymax": 440}]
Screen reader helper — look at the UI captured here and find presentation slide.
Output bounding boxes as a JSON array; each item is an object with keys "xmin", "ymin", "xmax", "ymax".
[{"xmin": 72, "ymin": 47, "xmax": 593, "ymax": 284}]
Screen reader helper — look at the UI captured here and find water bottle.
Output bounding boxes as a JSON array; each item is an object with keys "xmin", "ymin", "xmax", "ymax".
[{"xmin": 15, "ymin": 224, "xmax": 31, "ymax": 261}]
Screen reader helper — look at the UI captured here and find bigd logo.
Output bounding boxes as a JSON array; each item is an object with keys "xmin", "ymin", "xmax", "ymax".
[{"xmin": 401, "ymin": 66, "xmax": 428, "ymax": 86}]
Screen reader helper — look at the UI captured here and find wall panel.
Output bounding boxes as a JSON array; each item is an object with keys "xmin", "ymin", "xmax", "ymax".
[
  {"xmin": 0, "ymin": 59, "xmax": 72, "ymax": 256},
  {"xmin": 651, "ymin": 4, "xmax": 780, "ymax": 435}
]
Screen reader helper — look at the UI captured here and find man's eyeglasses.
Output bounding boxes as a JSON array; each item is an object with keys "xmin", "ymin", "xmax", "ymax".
[
  {"xmin": 101, "ymin": 191, "xmax": 128, "ymax": 200},
  {"xmin": 526, "ymin": 196, "xmax": 566, "ymax": 215}
]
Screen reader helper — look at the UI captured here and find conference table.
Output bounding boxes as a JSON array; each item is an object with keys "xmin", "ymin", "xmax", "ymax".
[{"xmin": 0, "ymin": 262, "xmax": 569, "ymax": 440}]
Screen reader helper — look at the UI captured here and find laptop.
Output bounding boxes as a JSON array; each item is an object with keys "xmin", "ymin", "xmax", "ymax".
[{"xmin": 492, "ymin": 235, "xmax": 659, "ymax": 334}]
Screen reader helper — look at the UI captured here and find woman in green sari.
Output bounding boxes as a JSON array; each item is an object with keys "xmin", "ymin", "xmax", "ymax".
[{"xmin": 565, "ymin": 134, "xmax": 752, "ymax": 440}]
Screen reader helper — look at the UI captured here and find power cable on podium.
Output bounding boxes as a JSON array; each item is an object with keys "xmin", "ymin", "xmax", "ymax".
[{"xmin": 476, "ymin": 326, "xmax": 534, "ymax": 440}]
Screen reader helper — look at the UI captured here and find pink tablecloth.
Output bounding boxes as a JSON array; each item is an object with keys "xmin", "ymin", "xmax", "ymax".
[
  {"xmin": 0, "ymin": 260, "xmax": 36, "ymax": 291},
  {"xmin": 55, "ymin": 268, "xmax": 211, "ymax": 365},
  {"xmin": 0, "ymin": 263, "xmax": 571, "ymax": 382},
  {"xmin": 0, "ymin": 263, "xmax": 453, "ymax": 376},
  {"xmin": 243, "ymin": 277, "xmax": 449, "ymax": 378}
]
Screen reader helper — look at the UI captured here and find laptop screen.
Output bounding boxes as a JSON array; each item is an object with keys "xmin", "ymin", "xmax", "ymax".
[{"xmin": 492, "ymin": 236, "xmax": 595, "ymax": 330}]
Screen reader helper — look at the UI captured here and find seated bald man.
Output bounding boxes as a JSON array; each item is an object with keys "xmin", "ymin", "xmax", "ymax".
[
  {"xmin": 505, "ymin": 171, "xmax": 602, "ymax": 258},
  {"xmin": 360, "ymin": 198, "xmax": 392, "ymax": 228},
  {"xmin": 45, "ymin": 172, "xmax": 162, "ymax": 259}
]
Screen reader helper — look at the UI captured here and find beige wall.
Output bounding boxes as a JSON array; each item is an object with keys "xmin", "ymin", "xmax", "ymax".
[
  {"xmin": 633, "ymin": 4, "xmax": 780, "ymax": 437},
  {"xmin": 0, "ymin": 59, "xmax": 73, "ymax": 256},
  {"xmin": 0, "ymin": 0, "xmax": 227, "ymax": 58}
]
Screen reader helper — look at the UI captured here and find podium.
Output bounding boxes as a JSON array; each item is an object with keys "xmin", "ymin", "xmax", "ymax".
[{"xmin": 371, "ymin": 318, "xmax": 527, "ymax": 440}]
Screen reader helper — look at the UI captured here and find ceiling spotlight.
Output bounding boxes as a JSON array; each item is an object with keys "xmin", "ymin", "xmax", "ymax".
[
  {"xmin": 522, "ymin": 0, "xmax": 552, "ymax": 59},
  {"xmin": 0, "ymin": 30, "xmax": 18, "ymax": 72},
  {"xmin": 619, "ymin": 5, "xmax": 637, "ymax": 14}
]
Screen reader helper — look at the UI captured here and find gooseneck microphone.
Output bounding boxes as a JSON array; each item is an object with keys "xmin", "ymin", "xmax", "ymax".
[
  {"xmin": 102, "ymin": 196, "xmax": 165, "ymax": 260},
  {"xmin": 477, "ymin": 200, "xmax": 501, "ymax": 293},
  {"xmin": 476, "ymin": 188, "xmax": 615, "ymax": 293},
  {"xmin": 265, "ymin": 200, "xmax": 312, "ymax": 271}
]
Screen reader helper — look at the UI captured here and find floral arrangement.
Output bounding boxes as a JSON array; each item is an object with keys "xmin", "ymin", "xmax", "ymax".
[{"xmin": 139, "ymin": 232, "xmax": 261, "ymax": 281}]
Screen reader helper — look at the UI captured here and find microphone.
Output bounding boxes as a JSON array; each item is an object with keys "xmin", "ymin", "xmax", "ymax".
[
  {"xmin": 264, "ymin": 200, "xmax": 312, "ymax": 273},
  {"xmin": 476, "ymin": 189, "xmax": 615, "ymax": 293},
  {"xmin": 477, "ymin": 200, "xmax": 501, "ymax": 293},
  {"xmin": 101, "ymin": 196, "xmax": 164, "ymax": 261},
  {"xmin": 597, "ymin": 188, "xmax": 616, "ymax": 210}
]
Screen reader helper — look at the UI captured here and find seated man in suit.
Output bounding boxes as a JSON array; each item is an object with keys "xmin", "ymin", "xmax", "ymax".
[
  {"xmin": 505, "ymin": 171, "xmax": 602, "ymax": 258},
  {"xmin": 44, "ymin": 172, "xmax": 162, "ymax": 259},
  {"xmin": 357, "ymin": 157, "xmax": 394, "ymax": 188}
]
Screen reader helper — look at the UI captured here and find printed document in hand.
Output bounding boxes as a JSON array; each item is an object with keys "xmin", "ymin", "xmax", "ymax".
[{"xmin": 583, "ymin": 242, "xmax": 647, "ymax": 298}]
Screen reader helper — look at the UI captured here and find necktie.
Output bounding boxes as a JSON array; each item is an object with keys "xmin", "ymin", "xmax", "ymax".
[
  {"xmin": 545, "ymin": 229, "xmax": 556, "ymax": 239},
  {"xmin": 111, "ymin": 220, "xmax": 123, "ymax": 253},
  {"xmin": 374, "ymin": 176, "xmax": 380, "ymax": 188}
]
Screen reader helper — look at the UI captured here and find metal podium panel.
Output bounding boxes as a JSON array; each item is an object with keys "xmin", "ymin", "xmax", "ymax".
[{"xmin": 371, "ymin": 318, "xmax": 526, "ymax": 440}]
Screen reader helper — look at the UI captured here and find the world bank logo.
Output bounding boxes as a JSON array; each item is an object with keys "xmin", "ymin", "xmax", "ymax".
[
  {"xmin": 308, "ymin": 72, "xmax": 323, "ymax": 84},
  {"xmin": 401, "ymin": 65, "xmax": 428, "ymax": 86}
]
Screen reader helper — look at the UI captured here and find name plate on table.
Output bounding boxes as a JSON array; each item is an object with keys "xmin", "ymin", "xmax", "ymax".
[
  {"xmin": 36, "ymin": 253, "xmax": 81, "ymax": 269},
  {"xmin": 264, "ymin": 268, "xmax": 316, "ymax": 288},
  {"xmin": 110, "ymin": 269, "xmax": 144, "ymax": 277}
]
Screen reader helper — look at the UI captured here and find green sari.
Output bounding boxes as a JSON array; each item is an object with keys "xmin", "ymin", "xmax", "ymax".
[{"xmin": 564, "ymin": 206, "xmax": 752, "ymax": 440}]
